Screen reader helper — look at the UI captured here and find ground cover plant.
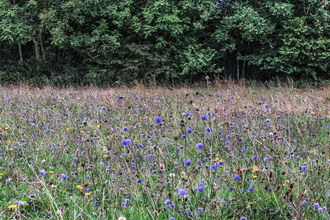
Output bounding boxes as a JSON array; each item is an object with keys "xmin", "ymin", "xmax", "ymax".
[{"xmin": 2, "ymin": 80, "xmax": 330, "ymax": 219}]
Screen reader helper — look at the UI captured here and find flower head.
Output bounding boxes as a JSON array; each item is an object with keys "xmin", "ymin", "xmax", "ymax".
[
  {"xmin": 8, "ymin": 205, "xmax": 17, "ymax": 210},
  {"xmin": 164, "ymin": 199, "xmax": 170, "ymax": 206},
  {"xmin": 178, "ymin": 189, "xmax": 186, "ymax": 196},
  {"xmin": 155, "ymin": 117, "xmax": 162, "ymax": 123},
  {"xmin": 234, "ymin": 175, "xmax": 240, "ymax": 180},
  {"xmin": 40, "ymin": 170, "xmax": 46, "ymax": 177}
]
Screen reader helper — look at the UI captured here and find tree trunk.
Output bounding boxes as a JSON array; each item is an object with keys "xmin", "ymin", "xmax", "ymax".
[
  {"xmin": 18, "ymin": 41, "xmax": 23, "ymax": 62},
  {"xmin": 14, "ymin": 0, "xmax": 23, "ymax": 62},
  {"xmin": 33, "ymin": 37, "xmax": 40, "ymax": 59},
  {"xmin": 242, "ymin": 41, "xmax": 250, "ymax": 79},
  {"xmin": 224, "ymin": 0, "xmax": 229, "ymax": 15},
  {"xmin": 237, "ymin": 52, "xmax": 240, "ymax": 80},
  {"xmin": 39, "ymin": 28, "xmax": 45, "ymax": 59}
]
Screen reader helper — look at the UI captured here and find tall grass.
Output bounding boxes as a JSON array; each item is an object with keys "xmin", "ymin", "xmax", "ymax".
[{"xmin": 1, "ymin": 80, "xmax": 330, "ymax": 219}]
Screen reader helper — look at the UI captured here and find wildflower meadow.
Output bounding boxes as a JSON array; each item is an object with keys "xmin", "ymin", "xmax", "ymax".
[{"xmin": 1, "ymin": 81, "xmax": 330, "ymax": 219}]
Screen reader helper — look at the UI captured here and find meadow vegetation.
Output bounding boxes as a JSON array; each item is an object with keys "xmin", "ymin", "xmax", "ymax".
[{"xmin": 1, "ymin": 80, "xmax": 330, "ymax": 219}]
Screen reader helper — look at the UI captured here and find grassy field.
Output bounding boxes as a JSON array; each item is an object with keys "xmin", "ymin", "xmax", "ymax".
[{"xmin": 1, "ymin": 80, "xmax": 330, "ymax": 219}]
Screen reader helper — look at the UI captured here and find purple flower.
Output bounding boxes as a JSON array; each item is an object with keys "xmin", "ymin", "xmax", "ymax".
[
  {"xmin": 197, "ymin": 143, "xmax": 203, "ymax": 150},
  {"xmin": 234, "ymin": 175, "xmax": 240, "ymax": 180},
  {"xmin": 61, "ymin": 174, "xmax": 67, "ymax": 181},
  {"xmin": 185, "ymin": 160, "xmax": 191, "ymax": 166},
  {"xmin": 201, "ymin": 115, "xmax": 207, "ymax": 121},
  {"xmin": 29, "ymin": 194, "xmax": 35, "ymax": 198},
  {"xmin": 186, "ymin": 128, "xmax": 192, "ymax": 134},
  {"xmin": 248, "ymin": 187, "xmax": 254, "ymax": 192},
  {"xmin": 164, "ymin": 199, "xmax": 170, "ymax": 206},
  {"xmin": 6, "ymin": 178, "xmax": 12, "ymax": 184},
  {"xmin": 155, "ymin": 117, "xmax": 162, "ymax": 123},
  {"xmin": 301, "ymin": 165, "xmax": 307, "ymax": 171},
  {"xmin": 40, "ymin": 170, "xmax": 46, "ymax": 177},
  {"xmin": 198, "ymin": 186, "xmax": 204, "ymax": 193},
  {"xmin": 178, "ymin": 189, "xmax": 186, "ymax": 196},
  {"xmin": 122, "ymin": 140, "xmax": 128, "ymax": 146}
]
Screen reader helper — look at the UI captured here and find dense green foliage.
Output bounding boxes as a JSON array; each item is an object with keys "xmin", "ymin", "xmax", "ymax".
[{"xmin": 0, "ymin": 0, "xmax": 329, "ymax": 85}]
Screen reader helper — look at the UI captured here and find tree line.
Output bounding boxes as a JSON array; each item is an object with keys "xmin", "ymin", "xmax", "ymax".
[{"xmin": 0, "ymin": 0, "xmax": 329, "ymax": 85}]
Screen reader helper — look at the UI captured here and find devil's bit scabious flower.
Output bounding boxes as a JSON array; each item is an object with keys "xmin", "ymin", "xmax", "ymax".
[{"xmin": 155, "ymin": 117, "xmax": 162, "ymax": 123}]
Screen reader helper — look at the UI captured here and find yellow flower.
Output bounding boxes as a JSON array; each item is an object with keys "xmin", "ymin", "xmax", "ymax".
[
  {"xmin": 215, "ymin": 157, "xmax": 220, "ymax": 162},
  {"xmin": 49, "ymin": 171, "xmax": 54, "ymax": 174},
  {"xmin": 7, "ymin": 141, "xmax": 11, "ymax": 144},
  {"xmin": 97, "ymin": 124, "xmax": 101, "ymax": 128},
  {"xmin": 283, "ymin": 184, "xmax": 286, "ymax": 186},
  {"xmin": 103, "ymin": 155, "xmax": 107, "ymax": 158},
  {"xmin": 76, "ymin": 185, "xmax": 83, "ymax": 190},
  {"xmin": 253, "ymin": 176, "xmax": 257, "ymax": 179},
  {"xmin": 9, "ymin": 148, "xmax": 13, "ymax": 151},
  {"xmin": 66, "ymin": 128, "xmax": 70, "ymax": 131},
  {"xmin": 8, "ymin": 205, "xmax": 17, "ymax": 210},
  {"xmin": 86, "ymin": 193, "xmax": 91, "ymax": 196},
  {"xmin": 254, "ymin": 168, "xmax": 260, "ymax": 172},
  {"xmin": 290, "ymin": 155, "xmax": 294, "ymax": 157},
  {"xmin": 0, "ymin": 173, "xmax": 3, "ymax": 176}
]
